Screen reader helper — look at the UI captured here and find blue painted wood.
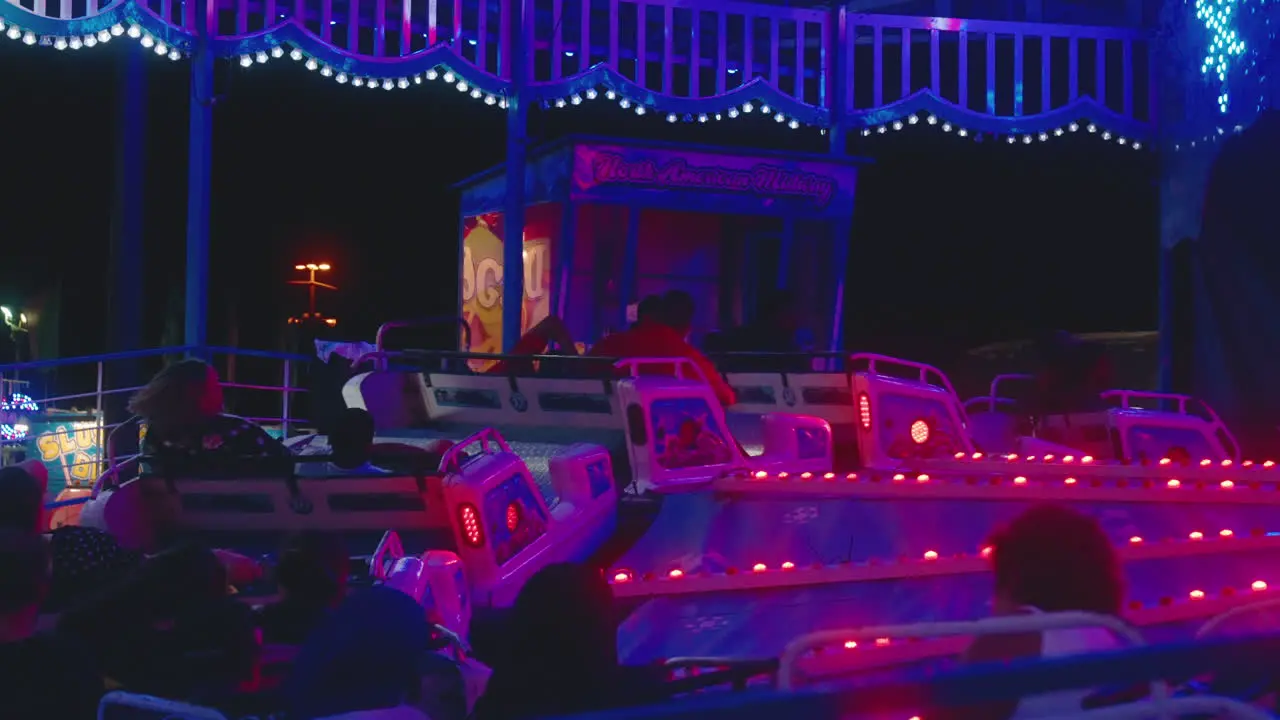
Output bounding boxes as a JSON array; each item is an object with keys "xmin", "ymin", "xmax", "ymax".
[
  {"xmin": 500, "ymin": 0, "xmax": 529, "ymax": 353},
  {"xmin": 184, "ymin": 0, "xmax": 214, "ymax": 349},
  {"xmin": 562, "ymin": 634, "xmax": 1280, "ymax": 720},
  {"xmin": 107, "ymin": 42, "xmax": 147, "ymax": 430}
]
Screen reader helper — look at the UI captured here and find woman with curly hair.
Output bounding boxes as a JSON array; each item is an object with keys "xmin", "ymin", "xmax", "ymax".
[{"xmin": 130, "ymin": 358, "xmax": 288, "ymax": 475}]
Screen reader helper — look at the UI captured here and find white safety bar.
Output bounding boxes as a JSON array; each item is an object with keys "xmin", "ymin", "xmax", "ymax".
[
  {"xmin": 849, "ymin": 353, "xmax": 961, "ymax": 398},
  {"xmin": 369, "ymin": 529, "xmax": 406, "ymax": 581},
  {"xmin": 439, "ymin": 427, "xmax": 514, "ymax": 474},
  {"xmin": 1101, "ymin": 390, "xmax": 1241, "ymax": 462},
  {"xmin": 777, "ymin": 612, "xmax": 1149, "ymax": 691},
  {"xmin": 1040, "ymin": 696, "xmax": 1275, "ymax": 720},
  {"xmin": 90, "ymin": 455, "xmax": 139, "ymax": 497},
  {"xmin": 612, "ymin": 357, "xmax": 709, "ymax": 385},
  {"xmin": 966, "ymin": 373, "xmax": 1037, "ymax": 414},
  {"xmin": 97, "ymin": 691, "xmax": 230, "ymax": 719},
  {"xmin": 1196, "ymin": 597, "xmax": 1280, "ymax": 639}
]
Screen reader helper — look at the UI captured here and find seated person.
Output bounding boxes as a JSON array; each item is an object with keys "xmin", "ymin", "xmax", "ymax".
[
  {"xmin": 131, "ymin": 358, "xmax": 290, "ymax": 475},
  {"xmin": 284, "ymin": 586, "xmax": 433, "ymax": 720},
  {"xmin": 589, "ymin": 290, "xmax": 736, "ymax": 406},
  {"xmin": 473, "ymin": 563, "xmax": 663, "ymax": 720},
  {"xmin": 0, "ymin": 529, "xmax": 104, "ymax": 717},
  {"xmin": 712, "ymin": 290, "xmax": 813, "ymax": 373},
  {"xmin": 60, "ymin": 543, "xmax": 260, "ymax": 703},
  {"xmin": 484, "ymin": 314, "xmax": 580, "ymax": 376},
  {"xmin": 0, "ymin": 461, "xmax": 262, "ymax": 611},
  {"xmin": 953, "ymin": 505, "xmax": 1122, "ymax": 720},
  {"xmin": 258, "ymin": 532, "xmax": 350, "ymax": 645},
  {"xmin": 295, "ymin": 408, "xmax": 391, "ymax": 477},
  {"xmin": 1031, "ymin": 331, "xmax": 1114, "ymax": 418},
  {"xmin": 0, "ymin": 462, "xmax": 143, "ymax": 612},
  {"xmin": 631, "ymin": 294, "xmax": 663, "ymax": 331},
  {"xmin": 369, "ymin": 437, "xmax": 455, "ymax": 476}
]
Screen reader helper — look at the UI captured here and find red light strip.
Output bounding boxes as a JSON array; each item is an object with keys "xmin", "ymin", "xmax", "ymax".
[
  {"xmin": 793, "ymin": 587, "xmax": 1275, "ymax": 681},
  {"xmin": 716, "ymin": 473, "xmax": 1280, "ymax": 506},
  {"xmin": 609, "ymin": 532, "xmax": 1280, "ymax": 599}
]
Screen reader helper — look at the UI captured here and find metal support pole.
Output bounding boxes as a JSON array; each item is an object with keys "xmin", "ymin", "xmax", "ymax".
[
  {"xmin": 829, "ymin": 218, "xmax": 853, "ymax": 358},
  {"xmin": 184, "ymin": 0, "xmax": 214, "ymax": 350},
  {"xmin": 619, "ymin": 206, "xmax": 641, "ymax": 331},
  {"xmin": 501, "ymin": 0, "xmax": 530, "ymax": 352},
  {"xmin": 1157, "ymin": 242, "xmax": 1173, "ymax": 393},
  {"xmin": 827, "ymin": 5, "xmax": 847, "ymax": 154},
  {"xmin": 777, "ymin": 218, "xmax": 795, "ymax": 289},
  {"xmin": 556, "ymin": 200, "xmax": 577, "ymax": 328},
  {"xmin": 96, "ymin": 361, "xmax": 105, "ymax": 418},
  {"xmin": 281, "ymin": 359, "xmax": 292, "ymax": 438},
  {"xmin": 106, "ymin": 41, "xmax": 147, "ymax": 435}
]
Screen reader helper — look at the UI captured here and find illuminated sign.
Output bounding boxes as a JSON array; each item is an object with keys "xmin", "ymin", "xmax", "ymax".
[
  {"xmin": 461, "ymin": 239, "xmax": 550, "ymax": 310},
  {"xmin": 34, "ymin": 420, "xmax": 102, "ymax": 485}
]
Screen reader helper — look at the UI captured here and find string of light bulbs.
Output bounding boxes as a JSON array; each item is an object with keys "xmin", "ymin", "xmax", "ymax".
[{"xmin": 0, "ymin": 18, "xmax": 184, "ymax": 59}]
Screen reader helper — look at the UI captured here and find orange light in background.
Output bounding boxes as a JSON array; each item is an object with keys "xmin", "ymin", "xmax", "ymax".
[{"xmin": 325, "ymin": 318, "xmax": 337, "ymax": 327}]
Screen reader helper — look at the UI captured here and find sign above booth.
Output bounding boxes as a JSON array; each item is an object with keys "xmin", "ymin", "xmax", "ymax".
[{"xmin": 571, "ymin": 143, "xmax": 857, "ymax": 218}]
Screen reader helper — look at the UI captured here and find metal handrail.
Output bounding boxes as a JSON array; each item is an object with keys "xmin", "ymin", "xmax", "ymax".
[
  {"xmin": 4, "ymin": 346, "xmax": 311, "ymax": 485},
  {"xmin": 375, "ymin": 317, "xmax": 472, "ymax": 354},
  {"xmin": 777, "ymin": 612, "xmax": 1149, "ymax": 691},
  {"xmin": 0, "ymin": 344, "xmax": 309, "ymax": 374},
  {"xmin": 1047, "ymin": 697, "xmax": 1274, "ymax": 720},
  {"xmin": 1196, "ymin": 597, "xmax": 1280, "ymax": 639}
]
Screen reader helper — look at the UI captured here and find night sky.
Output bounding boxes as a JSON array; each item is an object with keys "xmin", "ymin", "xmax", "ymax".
[{"xmin": 1, "ymin": 38, "xmax": 1157, "ymax": 366}]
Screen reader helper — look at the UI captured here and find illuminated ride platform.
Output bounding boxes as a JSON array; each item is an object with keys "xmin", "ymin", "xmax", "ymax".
[{"xmin": 334, "ymin": 341, "xmax": 1280, "ymax": 686}]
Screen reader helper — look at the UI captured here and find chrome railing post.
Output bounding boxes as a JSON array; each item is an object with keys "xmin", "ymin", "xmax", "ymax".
[
  {"xmin": 281, "ymin": 358, "xmax": 292, "ymax": 439},
  {"xmin": 95, "ymin": 361, "xmax": 104, "ymax": 416}
]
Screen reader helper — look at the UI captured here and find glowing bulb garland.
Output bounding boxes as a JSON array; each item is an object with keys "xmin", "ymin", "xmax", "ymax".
[
  {"xmin": 1195, "ymin": 0, "xmax": 1245, "ymax": 113},
  {"xmin": 1, "ymin": 23, "xmax": 1146, "ymax": 144},
  {"xmin": 857, "ymin": 113, "xmax": 1144, "ymax": 149},
  {"xmin": 0, "ymin": 19, "xmax": 183, "ymax": 60},
  {"xmin": 1, "ymin": 393, "xmax": 38, "ymax": 413},
  {"xmin": 543, "ymin": 88, "xmax": 810, "ymax": 129},
  {"xmin": 0, "ymin": 393, "xmax": 36, "ymax": 442}
]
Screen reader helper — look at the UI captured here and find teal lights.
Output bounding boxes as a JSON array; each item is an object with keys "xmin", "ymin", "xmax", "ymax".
[{"xmin": 1196, "ymin": 0, "xmax": 1246, "ymax": 113}]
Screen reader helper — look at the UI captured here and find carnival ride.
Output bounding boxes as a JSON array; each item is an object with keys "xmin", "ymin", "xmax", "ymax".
[
  {"xmin": 333, "ymin": 334, "xmax": 1280, "ymax": 677},
  {"xmin": 1, "ymin": 0, "xmax": 1269, "ymax": 712}
]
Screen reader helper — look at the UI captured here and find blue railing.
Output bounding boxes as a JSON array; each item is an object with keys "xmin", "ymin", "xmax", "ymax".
[
  {"xmin": 0, "ymin": 345, "xmax": 314, "ymax": 510},
  {"xmin": 557, "ymin": 634, "xmax": 1280, "ymax": 720}
]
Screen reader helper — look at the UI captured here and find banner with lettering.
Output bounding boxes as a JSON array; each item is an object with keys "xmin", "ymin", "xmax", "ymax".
[
  {"xmin": 29, "ymin": 416, "xmax": 103, "ymax": 492},
  {"xmin": 460, "ymin": 207, "xmax": 557, "ymax": 370},
  {"xmin": 571, "ymin": 144, "xmax": 857, "ymax": 218}
]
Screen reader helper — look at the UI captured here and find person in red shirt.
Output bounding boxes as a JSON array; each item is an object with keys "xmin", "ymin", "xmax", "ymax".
[
  {"xmin": 485, "ymin": 314, "xmax": 579, "ymax": 375},
  {"xmin": 589, "ymin": 291, "xmax": 736, "ymax": 406}
]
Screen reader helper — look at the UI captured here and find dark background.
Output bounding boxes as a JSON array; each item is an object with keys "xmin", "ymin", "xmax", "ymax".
[{"xmin": 0, "ymin": 39, "xmax": 1158, "ymax": 369}]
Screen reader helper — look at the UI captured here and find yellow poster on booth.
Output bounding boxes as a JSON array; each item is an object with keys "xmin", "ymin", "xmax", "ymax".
[{"xmin": 461, "ymin": 213, "xmax": 552, "ymax": 372}]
